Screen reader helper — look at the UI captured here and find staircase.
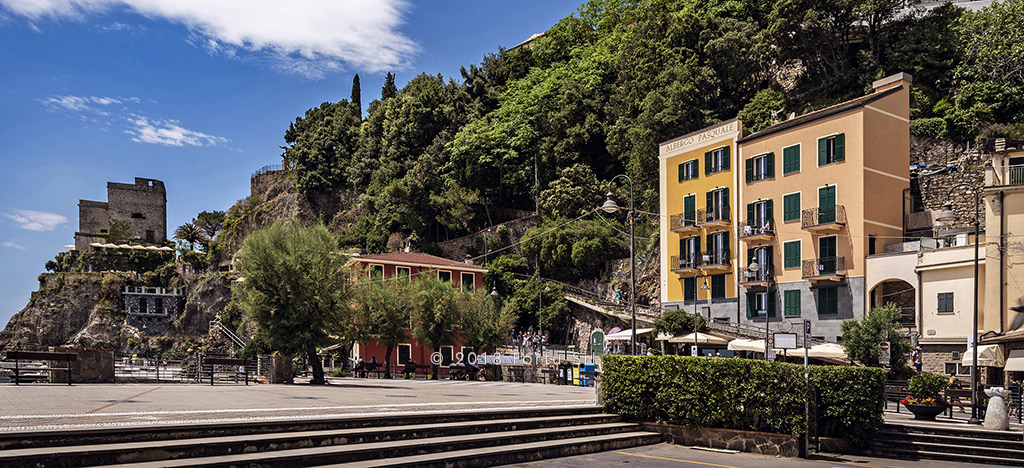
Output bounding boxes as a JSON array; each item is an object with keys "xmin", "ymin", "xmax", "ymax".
[
  {"xmin": 0, "ymin": 406, "xmax": 660, "ymax": 467},
  {"xmin": 209, "ymin": 319, "xmax": 246, "ymax": 349},
  {"xmin": 870, "ymin": 420, "xmax": 1024, "ymax": 466}
]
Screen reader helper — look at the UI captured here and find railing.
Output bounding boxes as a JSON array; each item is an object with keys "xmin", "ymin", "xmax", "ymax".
[
  {"xmin": 701, "ymin": 248, "xmax": 730, "ymax": 267},
  {"xmin": 251, "ymin": 163, "xmax": 283, "ymax": 178},
  {"xmin": 670, "ymin": 213, "xmax": 697, "ymax": 230},
  {"xmin": 670, "ymin": 254, "xmax": 702, "ymax": 271},
  {"xmin": 1011, "ymin": 165, "xmax": 1024, "ymax": 185},
  {"xmin": 209, "ymin": 319, "xmax": 246, "ymax": 349},
  {"xmin": 802, "ymin": 256, "xmax": 846, "ymax": 278},
  {"xmin": 738, "ymin": 218, "xmax": 774, "ymax": 238},
  {"xmin": 898, "ymin": 307, "xmax": 916, "ymax": 328},
  {"xmin": 697, "ymin": 205, "xmax": 730, "ymax": 224},
  {"xmin": 801, "ymin": 205, "xmax": 846, "ymax": 228},
  {"xmin": 739, "ymin": 267, "xmax": 769, "ymax": 284}
]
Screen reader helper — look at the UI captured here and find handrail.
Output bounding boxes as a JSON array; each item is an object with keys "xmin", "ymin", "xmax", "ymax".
[
  {"xmin": 738, "ymin": 218, "xmax": 775, "ymax": 238},
  {"xmin": 251, "ymin": 163, "xmax": 283, "ymax": 179},
  {"xmin": 701, "ymin": 248, "xmax": 730, "ymax": 266},
  {"xmin": 209, "ymin": 319, "xmax": 246, "ymax": 349},
  {"xmin": 801, "ymin": 205, "xmax": 847, "ymax": 228},
  {"xmin": 670, "ymin": 253, "xmax": 701, "ymax": 270},
  {"xmin": 670, "ymin": 213, "xmax": 696, "ymax": 230},
  {"xmin": 697, "ymin": 205, "xmax": 731, "ymax": 224}
]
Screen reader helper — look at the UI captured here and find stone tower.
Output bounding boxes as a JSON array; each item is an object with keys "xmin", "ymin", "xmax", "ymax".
[{"xmin": 75, "ymin": 177, "xmax": 167, "ymax": 251}]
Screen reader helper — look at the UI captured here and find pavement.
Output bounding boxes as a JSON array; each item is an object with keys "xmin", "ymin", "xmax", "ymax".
[{"xmin": 0, "ymin": 377, "xmax": 597, "ymax": 433}]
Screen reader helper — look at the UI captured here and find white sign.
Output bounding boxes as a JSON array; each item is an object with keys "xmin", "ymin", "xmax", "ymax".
[
  {"xmin": 880, "ymin": 341, "xmax": 891, "ymax": 366},
  {"xmin": 774, "ymin": 333, "xmax": 798, "ymax": 350},
  {"xmin": 691, "ymin": 345, "xmax": 698, "ymax": 357}
]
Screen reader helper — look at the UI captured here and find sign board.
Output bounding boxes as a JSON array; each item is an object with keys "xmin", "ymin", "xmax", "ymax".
[
  {"xmin": 879, "ymin": 340, "xmax": 891, "ymax": 366},
  {"xmin": 774, "ymin": 333, "xmax": 798, "ymax": 350},
  {"xmin": 691, "ymin": 345, "xmax": 698, "ymax": 357},
  {"xmin": 767, "ymin": 349, "xmax": 777, "ymax": 360}
]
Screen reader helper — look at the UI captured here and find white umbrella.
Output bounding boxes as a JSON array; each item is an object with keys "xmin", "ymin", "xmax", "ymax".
[
  {"xmin": 668, "ymin": 332, "xmax": 730, "ymax": 346},
  {"xmin": 962, "ymin": 344, "xmax": 1005, "ymax": 367},
  {"xmin": 605, "ymin": 328, "xmax": 654, "ymax": 341},
  {"xmin": 728, "ymin": 339, "xmax": 765, "ymax": 352}
]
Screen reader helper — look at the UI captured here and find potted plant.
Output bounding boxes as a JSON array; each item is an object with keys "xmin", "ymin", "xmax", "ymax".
[{"xmin": 903, "ymin": 373, "xmax": 949, "ymax": 420}]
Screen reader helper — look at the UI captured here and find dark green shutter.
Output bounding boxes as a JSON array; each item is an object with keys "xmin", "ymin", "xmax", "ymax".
[
  {"xmin": 705, "ymin": 151, "xmax": 712, "ymax": 174},
  {"xmin": 723, "ymin": 188, "xmax": 730, "ymax": 213},
  {"xmin": 783, "ymin": 145, "xmax": 799, "ymax": 174},
  {"xmin": 746, "ymin": 292, "xmax": 755, "ymax": 318},
  {"xmin": 679, "ymin": 238, "xmax": 685, "ymax": 257},
  {"xmin": 835, "ymin": 133, "xmax": 845, "ymax": 161},
  {"xmin": 693, "ymin": 159, "xmax": 699, "ymax": 178},
  {"xmin": 747, "ymin": 203, "xmax": 755, "ymax": 224},
  {"xmin": 684, "ymin": 277, "xmax": 695, "ymax": 301},
  {"xmin": 678, "ymin": 163, "xmax": 685, "ymax": 182},
  {"xmin": 745, "ymin": 158, "xmax": 753, "ymax": 183},
  {"xmin": 768, "ymin": 290, "xmax": 777, "ymax": 317},
  {"xmin": 722, "ymin": 146, "xmax": 731, "ymax": 170},
  {"xmin": 818, "ymin": 137, "xmax": 827, "ymax": 166},
  {"xmin": 765, "ymin": 199, "xmax": 773, "ymax": 222},
  {"xmin": 706, "ymin": 191, "xmax": 713, "ymax": 213},
  {"xmin": 684, "ymin": 195, "xmax": 695, "ymax": 226},
  {"xmin": 747, "ymin": 248, "xmax": 755, "ymax": 264},
  {"xmin": 766, "ymin": 152, "xmax": 775, "ymax": 178}
]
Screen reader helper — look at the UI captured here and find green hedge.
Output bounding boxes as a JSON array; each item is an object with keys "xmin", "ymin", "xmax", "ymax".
[{"xmin": 601, "ymin": 356, "xmax": 884, "ymax": 446}]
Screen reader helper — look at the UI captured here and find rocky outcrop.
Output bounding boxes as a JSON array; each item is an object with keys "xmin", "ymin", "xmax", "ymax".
[{"xmin": 0, "ymin": 273, "xmax": 102, "ymax": 349}]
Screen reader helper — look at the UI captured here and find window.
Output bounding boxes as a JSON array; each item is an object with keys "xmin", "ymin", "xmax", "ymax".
[
  {"xmin": 784, "ymin": 290, "xmax": 801, "ymax": 317},
  {"xmin": 818, "ymin": 185, "xmax": 837, "ymax": 224},
  {"xmin": 938, "ymin": 292, "xmax": 954, "ymax": 314},
  {"xmin": 461, "ymin": 272, "xmax": 475, "ymax": 292},
  {"xmin": 818, "ymin": 236, "xmax": 837, "ymax": 274},
  {"xmin": 745, "ymin": 152, "xmax": 775, "ymax": 182},
  {"xmin": 706, "ymin": 188, "xmax": 729, "ymax": 221},
  {"xmin": 155, "ymin": 297, "xmax": 164, "ymax": 315},
  {"xmin": 817, "ymin": 133, "xmax": 846, "ymax": 166},
  {"xmin": 437, "ymin": 270, "xmax": 452, "ymax": 282},
  {"xmin": 398, "ymin": 344, "xmax": 412, "ymax": 365},
  {"xmin": 818, "ymin": 286, "xmax": 838, "ymax": 315},
  {"xmin": 746, "ymin": 290, "xmax": 776, "ymax": 317},
  {"xmin": 783, "ymin": 193, "xmax": 801, "ymax": 222},
  {"xmin": 783, "ymin": 240, "xmax": 801, "ymax": 269},
  {"xmin": 678, "ymin": 159, "xmax": 699, "ymax": 182},
  {"xmin": 131, "ymin": 212, "xmax": 144, "ymax": 219},
  {"xmin": 705, "ymin": 146, "xmax": 730, "ymax": 174},
  {"xmin": 683, "ymin": 277, "xmax": 696, "ymax": 301},
  {"xmin": 683, "ymin": 194, "xmax": 696, "ymax": 226},
  {"xmin": 944, "ymin": 362, "xmax": 971, "ymax": 376},
  {"xmin": 869, "ymin": 235, "xmax": 877, "ymax": 255},
  {"xmin": 461, "ymin": 347, "xmax": 474, "ymax": 363},
  {"xmin": 396, "ymin": 267, "xmax": 411, "ymax": 278},
  {"xmin": 440, "ymin": 346, "xmax": 453, "ymax": 366},
  {"xmin": 745, "ymin": 199, "xmax": 773, "ymax": 231},
  {"xmin": 706, "ymin": 231, "xmax": 729, "ymax": 265},
  {"xmin": 370, "ymin": 264, "xmax": 384, "ymax": 278},
  {"xmin": 782, "ymin": 144, "xmax": 800, "ymax": 174},
  {"xmin": 139, "ymin": 297, "xmax": 148, "ymax": 314},
  {"xmin": 710, "ymin": 274, "xmax": 726, "ymax": 299},
  {"xmin": 679, "ymin": 236, "xmax": 700, "ymax": 268}
]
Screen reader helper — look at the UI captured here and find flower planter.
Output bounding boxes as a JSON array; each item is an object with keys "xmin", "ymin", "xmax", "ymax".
[{"xmin": 905, "ymin": 403, "xmax": 946, "ymax": 421}]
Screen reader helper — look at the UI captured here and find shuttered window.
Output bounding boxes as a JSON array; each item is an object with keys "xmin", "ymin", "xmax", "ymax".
[
  {"xmin": 937, "ymin": 292, "xmax": 954, "ymax": 314},
  {"xmin": 783, "ymin": 240, "xmax": 801, "ymax": 269},
  {"xmin": 784, "ymin": 290, "xmax": 801, "ymax": 317},
  {"xmin": 817, "ymin": 133, "xmax": 845, "ymax": 166},
  {"xmin": 818, "ymin": 286, "xmax": 839, "ymax": 315},
  {"xmin": 783, "ymin": 193, "xmax": 801, "ymax": 222},
  {"xmin": 783, "ymin": 144, "xmax": 800, "ymax": 174}
]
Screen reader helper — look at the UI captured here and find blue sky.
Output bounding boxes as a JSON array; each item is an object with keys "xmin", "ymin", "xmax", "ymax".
[{"xmin": 0, "ymin": 0, "xmax": 582, "ymax": 328}]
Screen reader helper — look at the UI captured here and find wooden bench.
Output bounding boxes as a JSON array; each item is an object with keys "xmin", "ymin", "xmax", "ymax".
[
  {"xmin": 201, "ymin": 357, "xmax": 252, "ymax": 386},
  {"xmin": 884, "ymin": 381, "xmax": 910, "ymax": 413},
  {"xmin": 944, "ymin": 388, "xmax": 987, "ymax": 418},
  {"xmin": 3, "ymin": 351, "xmax": 77, "ymax": 385},
  {"xmin": 401, "ymin": 364, "xmax": 431, "ymax": 379},
  {"xmin": 354, "ymin": 362, "xmax": 385, "ymax": 378}
]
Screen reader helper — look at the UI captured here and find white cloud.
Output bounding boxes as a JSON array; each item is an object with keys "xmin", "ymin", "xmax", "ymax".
[
  {"xmin": 5, "ymin": 210, "xmax": 67, "ymax": 231},
  {"xmin": 0, "ymin": 0, "xmax": 417, "ymax": 75},
  {"xmin": 126, "ymin": 115, "xmax": 229, "ymax": 147},
  {"xmin": 2, "ymin": 241, "xmax": 26, "ymax": 250}
]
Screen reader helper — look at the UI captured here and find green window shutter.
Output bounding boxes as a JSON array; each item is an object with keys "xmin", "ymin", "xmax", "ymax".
[
  {"xmin": 746, "ymin": 292, "xmax": 755, "ymax": 318},
  {"xmin": 684, "ymin": 195, "xmax": 695, "ymax": 225},
  {"xmin": 746, "ymin": 248, "xmax": 755, "ymax": 264},
  {"xmin": 835, "ymin": 133, "xmax": 845, "ymax": 161},
  {"xmin": 679, "ymin": 238, "xmax": 685, "ymax": 256},
  {"xmin": 783, "ymin": 193, "xmax": 800, "ymax": 222},
  {"xmin": 722, "ymin": 187, "xmax": 730, "ymax": 212},
  {"xmin": 783, "ymin": 145, "xmax": 800, "ymax": 174},
  {"xmin": 784, "ymin": 290, "xmax": 801, "ymax": 317},
  {"xmin": 767, "ymin": 248, "xmax": 774, "ymax": 273},
  {"xmin": 693, "ymin": 159, "xmax": 699, "ymax": 178},
  {"xmin": 784, "ymin": 241, "xmax": 800, "ymax": 269},
  {"xmin": 678, "ymin": 163, "xmax": 685, "ymax": 182},
  {"xmin": 745, "ymin": 158, "xmax": 753, "ymax": 183},
  {"xmin": 768, "ymin": 290, "xmax": 777, "ymax": 317},
  {"xmin": 684, "ymin": 277, "xmax": 695, "ymax": 301},
  {"xmin": 722, "ymin": 146, "xmax": 731, "ymax": 170},
  {"xmin": 706, "ymin": 191, "xmax": 714, "ymax": 213},
  {"xmin": 705, "ymin": 151, "xmax": 712, "ymax": 174},
  {"xmin": 695, "ymin": 236, "xmax": 701, "ymax": 254},
  {"xmin": 766, "ymin": 152, "xmax": 775, "ymax": 178},
  {"xmin": 818, "ymin": 137, "xmax": 827, "ymax": 166},
  {"xmin": 765, "ymin": 199, "xmax": 773, "ymax": 222},
  {"xmin": 746, "ymin": 203, "xmax": 755, "ymax": 224}
]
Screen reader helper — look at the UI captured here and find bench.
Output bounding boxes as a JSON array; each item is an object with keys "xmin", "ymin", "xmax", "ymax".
[
  {"xmin": 201, "ymin": 357, "xmax": 252, "ymax": 386},
  {"xmin": 944, "ymin": 388, "xmax": 987, "ymax": 418},
  {"xmin": 540, "ymin": 368, "xmax": 559, "ymax": 384},
  {"xmin": 3, "ymin": 351, "xmax": 77, "ymax": 385},
  {"xmin": 883, "ymin": 381, "xmax": 910, "ymax": 413},
  {"xmin": 448, "ymin": 365, "xmax": 479, "ymax": 381},
  {"xmin": 354, "ymin": 362, "xmax": 385, "ymax": 378},
  {"xmin": 400, "ymin": 364, "xmax": 431, "ymax": 379}
]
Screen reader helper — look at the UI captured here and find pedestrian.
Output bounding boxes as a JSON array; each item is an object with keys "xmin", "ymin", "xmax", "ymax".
[{"xmin": 911, "ymin": 348, "xmax": 922, "ymax": 373}]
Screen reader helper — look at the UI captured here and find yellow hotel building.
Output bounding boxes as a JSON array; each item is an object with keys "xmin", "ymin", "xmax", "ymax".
[{"xmin": 658, "ymin": 119, "xmax": 743, "ymax": 321}]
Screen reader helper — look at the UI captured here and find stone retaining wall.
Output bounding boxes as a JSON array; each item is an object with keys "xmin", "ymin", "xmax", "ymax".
[
  {"xmin": 639, "ymin": 422, "xmax": 805, "ymax": 457},
  {"xmin": 50, "ymin": 347, "xmax": 115, "ymax": 383}
]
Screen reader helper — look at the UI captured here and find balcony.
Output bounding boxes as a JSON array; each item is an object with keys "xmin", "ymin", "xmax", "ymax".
[
  {"xmin": 697, "ymin": 205, "xmax": 731, "ymax": 227},
  {"xmin": 801, "ymin": 205, "xmax": 846, "ymax": 232},
  {"xmin": 987, "ymin": 161, "xmax": 1024, "ymax": 187},
  {"xmin": 699, "ymin": 248, "xmax": 730, "ymax": 272},
  {"xmin": 738, "ymin": 218, "xmax": 775, "ymax": 242},
  {"xmin": 669, "ymin": 213, "xmax": 699, "ymax": 234},
  {"xmin": 802, "ymin": 256, "xmax": 846, "ymax": 282},
  {"xmin": 670, "ymin": 253, "xmax": 701, "ymax": 274},
  {"xmin": 739, "ymin": 267, "xmax": 770, "ymax": 288}
]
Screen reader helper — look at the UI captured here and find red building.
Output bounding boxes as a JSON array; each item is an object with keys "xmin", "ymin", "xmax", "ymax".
[{"xmin": 348, "ymin": 252, "xmax": 488, "ymax": 374}]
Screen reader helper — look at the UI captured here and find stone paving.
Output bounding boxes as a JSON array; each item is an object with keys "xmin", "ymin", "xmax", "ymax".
[{"xmin": 0, "ymin": 377, "xmax": 598, "ymax": 433}]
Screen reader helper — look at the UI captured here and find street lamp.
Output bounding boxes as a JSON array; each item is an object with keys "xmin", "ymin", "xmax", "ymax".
[
  {"xmin": 748, "ymin": 249, "xmax": 772, "ymax": 361},
  {"xmin": 695, "ymin": 277, "xmax": 709, "ymax": 355},
  {"xmin": 601, "ymin": 175, "xmax": 636, "ymax": 354},
  {"xmin": 936, "ymin": 185, "xmax": 982, "ymax": 425}
]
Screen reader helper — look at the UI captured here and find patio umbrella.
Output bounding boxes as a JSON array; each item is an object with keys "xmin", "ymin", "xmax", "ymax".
[{"xmin": 668, "ymin": 332, "xmax": 730, "ymax": 346}]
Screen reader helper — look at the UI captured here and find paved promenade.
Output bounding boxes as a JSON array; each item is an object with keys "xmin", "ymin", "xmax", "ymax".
[{"xmin": 0, "ymin": 377, "xmax": 597, "ymax": 433}]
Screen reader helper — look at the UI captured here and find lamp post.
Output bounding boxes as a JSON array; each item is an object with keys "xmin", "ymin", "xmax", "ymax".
[
  {"xmin": 694, "ymin": 277, "xmax": 709, "ymax": 355},
  {"xmin": 539, "ymin": 283, "xmax": 550, "ymax": 359},
  {"xmin": 601, "ymin": 175, "xmax": 636, "ymax": 354},
  {"xmin": 936, "ymin": 184, "xmax": 982, "ymax": 425},
  {"xmin": 748, "ymin": 247, "xmax": 772, "ymax": 361}
]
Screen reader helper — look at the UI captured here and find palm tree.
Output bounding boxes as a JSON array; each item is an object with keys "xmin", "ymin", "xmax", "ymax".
[{"xmin": 173, "ymin": 222, "xmax": 204, "ymax": 251}]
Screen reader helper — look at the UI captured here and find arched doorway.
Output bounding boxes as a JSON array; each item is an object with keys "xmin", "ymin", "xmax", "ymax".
[{"xmin": 869, "ymin": 279, "xmax": 916, "ymax": 329}]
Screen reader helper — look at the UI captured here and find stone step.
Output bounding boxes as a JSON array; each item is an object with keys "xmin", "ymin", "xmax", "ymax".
[
  {"xmin": 882, "ymin": 421, "xmax": 1021, "ymax": 441},
  {"xmin": 875, "ymin": 445, "xmax": 1024, "ymax": 467},
  {"xmin": 0, "ymin": 413, "xmax": 624, "ymax": 468},
  {"xmin": 873, "ymin": 438, "xmax": 1024, "ymax": 462},
  {"xmin": 102, "ymin": 423, "xmax": 649, "ymax": 467},
  {"xmin": 325, "ymin": 431, "xmax": 663, "ymax": 468},
  {"xmin": 876, "ymin": 429, "xmax": 1024, "ymax": 451},
  {"xmin": 0, "ymin": 405, "xmax": 602, "ymax": 450}
]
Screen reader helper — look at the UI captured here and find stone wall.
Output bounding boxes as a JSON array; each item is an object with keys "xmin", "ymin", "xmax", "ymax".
[
  {"xmin": 50, "ymin": 347, "xmax": 115, "ymax": 383},
  {"xmin": 639, "ymin": 422, "xmax": 805, "ymax": 457},
  {"xmin": 920, "ymin": 343, "xmax": 966, "ymax": 376},
  {"xmin": 436, "ymin": 215, "xmax": 539, "ymax": 261},
  {"xmin": 106, "ymin": 178, "xmax": 167, "ymax": 244},
  {"xmin": 909, "ymin": 136, "xmax": 986, "ymax": 232}
]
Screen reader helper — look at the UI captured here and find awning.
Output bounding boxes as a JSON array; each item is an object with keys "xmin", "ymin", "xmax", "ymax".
[
  {"xmin": 605, "ymin": 328, "xmax": 654, "ymax": 341},
  {"xmin": 654, "ymin": 333, "xmax": 674, "ymax": 341},
  {"xmin": 1004, "ymin": 349, "xmax": 1024, "ymax": 372},
  {"xmin": 668, "ymin": 332, "xmax": 731, "ymax": 346},
  {"xmin": 808, "ymin": 343, "xmax": 848, "ymax": 361},
  {"xmin": 728, "ymin": 339, "xmax": 765, "ymax": 352},
  {"xmin": 962, "ymin": 344, "xmax": 1006, "ymax": 367}
]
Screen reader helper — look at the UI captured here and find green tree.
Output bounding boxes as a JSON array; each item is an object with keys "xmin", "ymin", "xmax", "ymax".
[
  {"xmin": 520, "ymin": 218, "xmax": 625, "ymax": 282},
  {"xmin": 411, "ymin": 275, "xmax": 460, "ymax": 379},
  {"xmin": 351, "ymin": 73, "xmax": 362, "ymax": 115},
  {"xmin": 195, "ymin": 211, "xmax": 226, "ymax": 243},
  {"xmin": 173, "ymin": 222, "xmax": 204, "ymax": 251},
  {"xmin": 429, "ymin": 182, "xmax": 480, "ymax": 237},
  {"xmin": 107, "ymin": 218, "xmax": 131, "ymax": 244},
  {"xmin": 539, "ymin": 164, "xmax": 603, "ymax": 219},
  {"xmin": 352, "ymin": 276, "xmax": 414, "ymax": 378},
  {"xmin": 234, "ymin": 220, "xmax": 352, "ymax": 385},
  {"xmin": 840, "ymin": 304, "xmax": 913, "ymax": 378},
  {"xmin": 381, "ymin": 72, "xmax": 398, "ymax": 100},
  {"xmin": 283, "ymin": 99, "xmax": 362, "ymax": 196},
  {"xmin": 458, "ymin": 290, "xmax": 515, "ymax": 352},
  {"xmin": 653, "ymin": 308, "xmax": 708, "ymax": 354}
]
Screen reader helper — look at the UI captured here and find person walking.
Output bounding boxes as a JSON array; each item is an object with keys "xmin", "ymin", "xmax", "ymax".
[{"xmin": 911, "ymin": 348, "xmax": 922, "ymax": 374}]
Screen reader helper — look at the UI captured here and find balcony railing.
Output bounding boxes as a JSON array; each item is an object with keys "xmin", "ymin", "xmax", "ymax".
[
  {"xmin": 670, "ymin": 253, "xmax": 701, "ymax": 271},
  {"xmin": 700, "ymin": 248, "xmax": 731, "ymax": 268},
  {"xmin": 669, "ymin": 213, "xmax": 697, "ymax": 231},
  {"xmin": 801, "ymin": 205, "xmax": 846, "ymax": 229},
  {"xmin": 739, "ymin": 267, "xmax": 770, "ymax": 285},
  {"xmin": 1011, "ymin": 165, "xmax": 1024, "ymax": 185},
  {"xmin": 802, "ymin": 256, "xmax": 846, "ymax": 279},
  {"xmin": 697, "ymin": 205, "xmax": 730, "ymax": 225},
  {"xmin": 738, "ymin": 218, "xmax": 775, "ymax": 239}
]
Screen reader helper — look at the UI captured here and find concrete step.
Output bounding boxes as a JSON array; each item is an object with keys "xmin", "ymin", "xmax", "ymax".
[
  {"xmin": 872, "ymin": 422, "xmax": 1024, "ymax": 466},
  {"xmin": 0, "ymin": 413, "xmax": 624, "ymax": 468},
  {"xmin": 872, "ymin": 439, "xmax": 1024, "ymax": 462},
  {"xmin": 875, "ymin": 445, "xmax": 1024, "ymax": 467},
  {"xmin": 876, "ymin": 429, "xmax": 1024, "ymax": 451},
  {"xmin": 326, "ymin": 431, "xmax": 663, "ymax": 467},
  {"xmin": 102, "ymin": 423, "xmax": 651, "ymax": 467},
  {"xmin": 883, "ymin": 421, "xmax": 1021, "ymax": 441},
  {"xmin": 0, "ymin": 405, "xmax": 602, "ymax": 450}
]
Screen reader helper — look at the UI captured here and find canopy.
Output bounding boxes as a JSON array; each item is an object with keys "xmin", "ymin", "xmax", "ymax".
[
  {"xmin": 808, "ymin": 343, "xmax": 848, "ymax": 361},
  {"xmin": 962, "ymin": 344, "xmax": 1005, "ymax": 367},
  {"xmin": 668, "ymin": 332, "xmax": 730, "ymax": 346},
  {"xmin": 654, "ymin": 333, "xmax": 675, "ymax": 342},
  {"xmin": 1003, "ymin": 349, "xmax": 1024, "ymax": 372},
  {"xmin": 605, "ymin": 328, "xmax": 653, "ymax": 341},
  {"xmin": 728, "ymin": 339, "xmax": 765, "ymax": 352}
]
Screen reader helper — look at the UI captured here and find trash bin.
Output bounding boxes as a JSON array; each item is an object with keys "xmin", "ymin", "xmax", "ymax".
[
  {"xmin": 557, "ymin": 362, "xmax": 568, "ymax": 385},
  {"xmin": 580, "ymin": 363, "xmax": 596, "ymax": 387},
  {"xmin": 572, "ymin": 363, "xmax": 580, "ymax": 386}
]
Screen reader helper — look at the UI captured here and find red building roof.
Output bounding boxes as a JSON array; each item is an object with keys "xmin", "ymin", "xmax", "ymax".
[{"xmin": 353, "ymin": 252, "xmax": 487, "ymax": 272}]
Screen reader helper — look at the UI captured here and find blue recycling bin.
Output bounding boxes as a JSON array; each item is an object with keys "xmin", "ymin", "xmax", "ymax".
[{"xmin": 579, "ymin": 363, "xmax": 596, "ymax": 387}]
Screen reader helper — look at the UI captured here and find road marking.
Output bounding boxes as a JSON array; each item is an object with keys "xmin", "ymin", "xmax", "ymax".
[
  {"xmin": 616, "ymin": 451, "xmax": 741, "ymax": 468},
  {"xmin": 85, "ymin": 387, "xmax": 161, "ymax": 414}
]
